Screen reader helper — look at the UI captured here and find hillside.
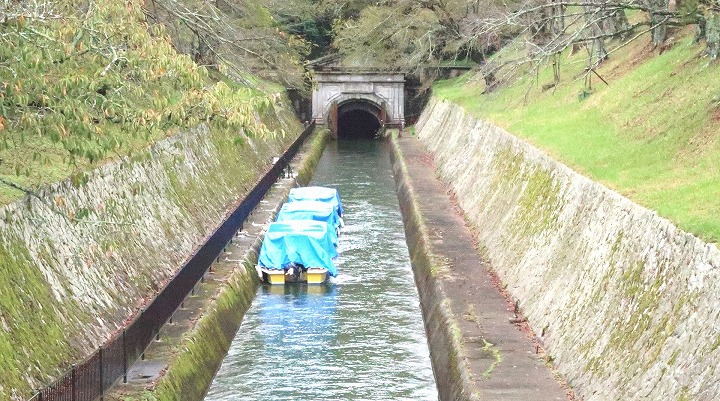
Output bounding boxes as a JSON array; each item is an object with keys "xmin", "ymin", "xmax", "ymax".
[{"xmin": 433, "ymin": 32, "xmax": 720, "ymax": 243}]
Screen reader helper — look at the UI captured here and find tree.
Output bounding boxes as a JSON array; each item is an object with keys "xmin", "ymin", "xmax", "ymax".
[
  {"xmin": 263, "ymin": 0, "xmax": 336, "ymax": 59},
  {"xmin": 142, "ymin": 0, "xmax": 311, "ymax": 90},
  {"xmin": 695, "ymin": 1, "xmax": 720, "ymax": 59},
  {"xmin": 0, "ymin": 0, "xmax": 279, "ymax": 194},
  {"xmin": 331, "ymin": 0, "xmax": 518, "ymax": 72},
  {"xmin": 327, "ymin": 0, "xmax": 719, "ymax": 94}
]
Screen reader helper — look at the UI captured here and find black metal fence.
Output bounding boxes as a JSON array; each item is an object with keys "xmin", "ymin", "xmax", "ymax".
[{"xmin": 27, "ymin": 122, "xmax": 315, "ymax": 401}]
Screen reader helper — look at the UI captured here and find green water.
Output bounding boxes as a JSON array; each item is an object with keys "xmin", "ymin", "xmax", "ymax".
[{"xmin": 204, "ymin": 140, "xmax": 438, "ymax": 400}]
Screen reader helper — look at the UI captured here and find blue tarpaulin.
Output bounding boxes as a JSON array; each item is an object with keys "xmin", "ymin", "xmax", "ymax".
[
  {"xmin": 275, "ymin": 200, "xmax": 339, "ymax": 245},
  {"xmin": 287, "ymin": 186, "xmax": 343, "ymax": 217},
  {"xmin": 277, "ymin": 200, "xmax": 340, "ymax": 228},
  {"xmin": 258, "ymin": 221, "xmax": 338, "ymax": 277}
]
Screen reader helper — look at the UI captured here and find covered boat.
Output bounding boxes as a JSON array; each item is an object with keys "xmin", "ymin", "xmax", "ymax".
[
  {"xmin": 275, "ymin": 200, "xmax": 340, "ymax": 244},
  {"xmin": 258, "ymin": 220, "xmax": 338, "ymax": 285},
  {"xmin": 287, "ymin": 186, "xmax": 344, "ymax": 219}
]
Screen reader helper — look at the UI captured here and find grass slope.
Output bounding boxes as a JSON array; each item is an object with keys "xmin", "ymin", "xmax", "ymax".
[{"xmin": 434, "ymin": 34, "xmax": 720, "ymax": 243}]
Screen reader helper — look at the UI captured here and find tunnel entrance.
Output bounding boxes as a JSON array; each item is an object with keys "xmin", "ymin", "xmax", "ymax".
[
  {"xmin": 337, "ymin": 109, "xmax": 382, "ymax": 139},
  {"xmin": 335, "ymin": 101, "xmax": 384, "ymax": 140},
  {"xmin": 311, "ymin": 71, "xmax": 405, "ymax": 133}
]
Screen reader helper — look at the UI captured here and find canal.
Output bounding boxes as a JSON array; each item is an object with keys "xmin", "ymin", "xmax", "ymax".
[{"xmin": 204, "ymin": 139, "xmax": 438, "ymax": 400}]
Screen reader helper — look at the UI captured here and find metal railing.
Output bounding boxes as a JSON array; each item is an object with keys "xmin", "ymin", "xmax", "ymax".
[{"xmin": 28, "ymin": 122, "xmax": 315, "ymax": 401}]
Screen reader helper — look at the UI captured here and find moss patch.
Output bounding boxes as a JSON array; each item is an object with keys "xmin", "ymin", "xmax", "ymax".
[
  {"xmin": 296, "ymin": 129, "xmax": 331, "ymax": 186},
  {"xmin": 515, "ymin": 168, "xmax": 561, "ymax": 235},
  {"xmin": 152, "ymin": 264, "xmax": 257, "ymax": 401},
  {"xmin": 0, "ymin": 237, "xmax": 77, "ymax": 399}
]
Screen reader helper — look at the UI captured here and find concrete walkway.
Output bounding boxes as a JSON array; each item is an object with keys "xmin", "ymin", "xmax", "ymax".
[{"xmin": 392, "ymin": 135, "xmax": 571, "ymax": 401}]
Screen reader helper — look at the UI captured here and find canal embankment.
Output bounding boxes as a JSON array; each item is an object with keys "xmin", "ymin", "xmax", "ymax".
[
  {"xmin": 105, "ymin": 129, "xmax": 330, "ymax": 400},
  {"xmin": 0, "ymin": 101, "xmax": 303, "ymax": 399},
  {"xmin": 401, "ymin": 97, "xmax": 720, "ymax": 401},
  {"xmin": 390, "ymin": 133, "xmax": 569, "ymax": 401}
]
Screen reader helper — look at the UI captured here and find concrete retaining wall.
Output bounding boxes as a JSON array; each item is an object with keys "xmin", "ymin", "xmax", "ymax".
[
  {"xmin": 390, "ymin": 139, "xmax": 474, "ymax": 401},
  {"xmin": 414, "ymin": 98, "xmax": 720, "ymax": 401},
  {"xmin": 0, "ymin": 108, "xmax": 300, "ymax": 399}
]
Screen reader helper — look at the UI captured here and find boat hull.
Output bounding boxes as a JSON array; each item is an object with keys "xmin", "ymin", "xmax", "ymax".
[{"xmin": 260, "ymin": 268, "xmax": 328, "ymax": 285}]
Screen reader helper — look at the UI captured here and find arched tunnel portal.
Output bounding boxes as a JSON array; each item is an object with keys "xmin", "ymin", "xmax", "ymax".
[
  {"xmin": 334, "ymin": 100, "xmax": 384, "ymax": 139},
  {"xmin": 311, "ymin": 71, "xmax": 405, "ymax": 138}
]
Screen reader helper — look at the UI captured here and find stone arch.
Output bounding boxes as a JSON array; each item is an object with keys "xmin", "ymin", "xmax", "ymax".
[
  {"xmin": 311, "ymin": 71, "xmax": 405, "ymax": 134},
  {"xmin": 323, "ymin": 93, "xmax": 387, "ymax": 126},
  {"xmin": 324, "ymin": 93, "xmax": 389, "ymax": 139},
  {"xmin": 339, "ymin": 101, "xmax": 386, "ymax": 139}
]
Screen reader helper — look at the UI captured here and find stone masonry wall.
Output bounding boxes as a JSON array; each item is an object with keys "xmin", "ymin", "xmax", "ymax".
[
  {"xmin": 415, "ymin": 98, "xmax": 720, "ymax": 401},
  {"xmin": 0, "ymin": 111, "xmax": 298, "ymax": 400}
]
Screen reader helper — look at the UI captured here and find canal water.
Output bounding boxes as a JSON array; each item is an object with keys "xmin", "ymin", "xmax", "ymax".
[{"xmin": 204, "ymin": 140, "xmax": 438, "ymax": 401}]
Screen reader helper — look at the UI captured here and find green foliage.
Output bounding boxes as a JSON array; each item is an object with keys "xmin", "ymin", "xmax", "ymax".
[
  {"xmin": 329, "ymin": 0, "xmax": 516, "ymax": 72},
  {"xmin": 318, "ymin": 0, "xmax": 377, "ymax": 20},
  {"xmin": 144, "ymin": 0, "xmax": 311, "ymax": 90},
  {"xmin": 434, "ymin": 34, "xmax": 720, "ymax": 242},
  {"xmin": 333, "ymin": 4, "xmax": 444, "ymax": 69},
  {"xmin": 264, "ymin": 0, "xmax": 337, "ymax": 59},
  {"xmin": 0, "ymin": 0, "xmax": 284, "ymax": 203}
]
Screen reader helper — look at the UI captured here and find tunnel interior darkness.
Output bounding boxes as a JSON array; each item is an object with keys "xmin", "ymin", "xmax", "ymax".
[{"xmin": 336, "ymin": 103, "xmax": 382, "ymax": 139}]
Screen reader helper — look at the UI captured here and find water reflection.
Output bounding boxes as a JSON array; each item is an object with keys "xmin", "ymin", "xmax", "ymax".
[{"xmin": 258, "ymin": 284, "xmax": 338, "ymax": 363}]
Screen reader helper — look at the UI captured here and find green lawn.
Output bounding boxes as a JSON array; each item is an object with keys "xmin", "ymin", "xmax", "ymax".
[{"xmin": 433, "ymin": 35, "xmax": 720, "ymax": 243}]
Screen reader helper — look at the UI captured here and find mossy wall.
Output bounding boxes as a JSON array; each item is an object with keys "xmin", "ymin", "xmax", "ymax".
[
  {"xmin": 152, "ymin": 259, "xmax": 259, "ymax": 401},
  {"xmin": 0, "ymin": 106, "xmax": 300, "ymax": 400},
  {"xmin": 415, "ymin": 98, "xmax": 720, "ymax": 401}
]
